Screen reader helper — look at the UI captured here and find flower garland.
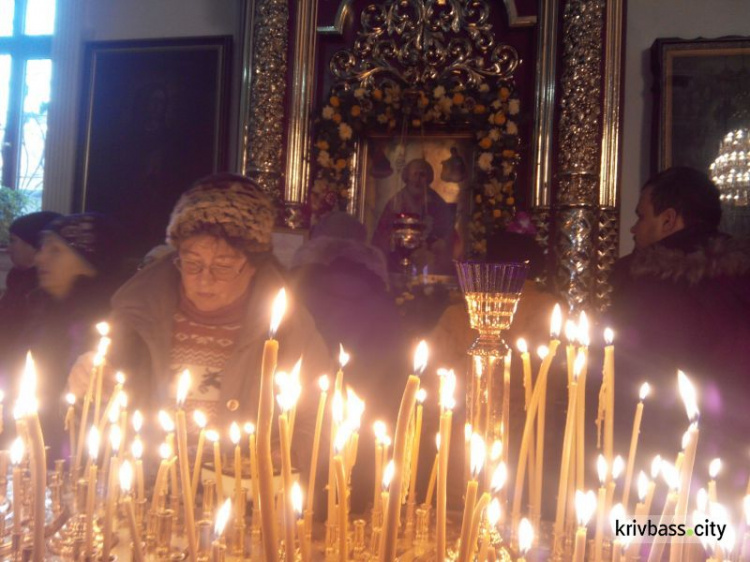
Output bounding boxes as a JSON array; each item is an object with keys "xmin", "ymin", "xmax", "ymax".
[{"xmin": 310, "ymin": 78, "xmax": 521, "ymax": 256}]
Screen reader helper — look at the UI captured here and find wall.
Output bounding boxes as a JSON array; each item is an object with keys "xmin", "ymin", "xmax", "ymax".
[
  {"xmin": 43, "ymin": 0, "xmax": 242, "ymax": 214},
  {"xmin": 621, "ymin": 0, "xmax": 749, "ymax": 254}
]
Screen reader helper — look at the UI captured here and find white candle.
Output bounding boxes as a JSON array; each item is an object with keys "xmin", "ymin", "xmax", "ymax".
[
  {"xmin": 175, "ymin": 371, "xmax": 199, "ymax": 561},
  {"xmin": 436, "ymin": 370, "xmax": 456, "ymax": 562},
  {"xmin": 572, "ymin": 490, "xmax": 596, "ymax": 562},
  {"xmin": 10, "ymin": 437, "xmax": 23, "ymax": 536},
  {"xmin": 84, "ymin": 427, "xmax": 100, "ymax": 559},
  {"xmin": 622, "ymin": 382, "xmax": 650, "ymax": 511},
  {"xmin": 517, "ymin": 517, "xmax": 534, "ymax": 562},
  {"xmin": 457, "ymin": 435, "xmax": 485, "ymax": 562},
  {"xmin": 647, "ymin": 462, "xmax": 680, "ymax": 562},
  {"xmin": 191, "ymin": 410, "xmax": 208, "ymax": 500},
  {"xmin": 593, "ymin": 455, "xmax": 608, "ymax": 562},
  {"xmin": 707, "ymin": 458, "xmax": 721, "ymax": 503},
  {"xmin": 119, "ymin": 460, "xmax": 145, "ymax": 562},
  {"xmin": 306, "ymin": 375, "xmax": 329, "ymax": 532}
]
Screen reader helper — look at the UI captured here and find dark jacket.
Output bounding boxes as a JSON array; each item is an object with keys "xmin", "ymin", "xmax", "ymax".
[
  {"xmin": 609, "ymin": 225, "xmax": 750, "ymax": 475},
  {"xmin": 0, "ymin": 267, "xmax": 39, "ymax": 376}
]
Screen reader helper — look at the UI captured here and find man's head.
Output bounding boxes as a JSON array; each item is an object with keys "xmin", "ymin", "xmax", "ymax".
[
  {"xmin": 401, "ymin": 159, "xmax": 434, "ymax": 195},
  {"xmin": 631, "ymin": 167, "xmax": 722, "ymax": 249}
]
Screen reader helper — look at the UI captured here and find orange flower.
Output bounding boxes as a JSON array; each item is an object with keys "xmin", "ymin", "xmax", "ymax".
[
  {"xmin": 452, "ymin": 93, "xmax": 465, "ymax": 105},
  {"xmin": 332, "ymin": 113, "xmax": 342, "ymax": 123},
  {"xmin": 474, "ymin": 104, "xmax": 486, "ymax": 114},
  {"xmin": 499, "ymin": 87, "xmax": 510, "ymax": 101},
  {"xmin": 475, "ymin": 194, "xmax": 482, "ymax": 204},
  {"xmin": 335, "ymin": 159, "xmax": 347, "ymax": 170},
  {"xmin": 330, "ymin": 96, "xmax": 340, "ymax": 107},
  {"xmin": 373, "ymin": 89, "xmax": 383, "ymax": 101},
  {"xmin": 412, "ymin": 119, "xmax": 421, "ymax": 128},
  {"xmin": 315, "ymin": 140, "xmax": 329, "ymax": 150},
  {"xmin": 479, "ymin": 137, "xmax": 492, "ymax": 149},
  {"xmin": 495, "ymin": 112, "xmax": 506, "ymax": 125},
  {"xmin": 505, "ymin": 197, "xmax": 515, "ymax": 205},
  {"xmin": 351, "ymin": 105, "xmax": 361, "ymax": 117},
  {"xmin": 492, "ymin": 209, "xmax": 502, "ymax": 218},
  {"xmin": 502, "ymin": 149, "xmax": 516, "ymax": 158}
]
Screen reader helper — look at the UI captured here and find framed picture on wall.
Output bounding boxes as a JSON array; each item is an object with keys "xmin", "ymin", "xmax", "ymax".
[
  {"xmin": 75, "ymin": 36, "xmax": 232, "ymax": 258},
  {"xmin": 652, "ymin": 36, "xmax": 750, "ymax": 174}
]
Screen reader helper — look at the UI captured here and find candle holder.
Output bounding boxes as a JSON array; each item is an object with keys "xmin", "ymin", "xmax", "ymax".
[
  {"xmin": 230, "ymin": 520, "xmax": 245, "ymax": 557},
  {"xmin": 154, "ymin": 509, "xmax": 174, "ymax": 558},
  {"xmin": 201, "ymin": 479, "xmax": 216, "ymax": 520},
  {"xmin": 353, "ymin": 519, "xmax": 366, "ymax": 560},
  {"xmin": 197, "ymin": 519, "xmax": 212, "ymax": 560},
  {"xmin": 48, "ymin": 478, "xmax": 103, "ymax": 557}
]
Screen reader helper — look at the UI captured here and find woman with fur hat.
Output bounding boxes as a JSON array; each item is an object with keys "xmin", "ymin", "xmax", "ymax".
[{"xmin": 70, "ymin": 173, "xmax": 330, "ymax": 473}]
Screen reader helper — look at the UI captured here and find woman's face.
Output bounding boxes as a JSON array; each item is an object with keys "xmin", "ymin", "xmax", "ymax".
[
  {"xmin": 35, "ymin": 233, "xmax": 95, "ymax": 298},
  {"xmin": 177, "ymin": 234, "xmax": 255, "ymax": 312}
]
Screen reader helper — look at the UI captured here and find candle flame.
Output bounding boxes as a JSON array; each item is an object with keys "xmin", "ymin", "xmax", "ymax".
[
  {"xmin": 346, "ymin": 389, "xmax": 365, "ymax": 430},
  {"xmin": 487, "ymin": 498, "xmax": 501, "ymax": 527},
  {"xmin": 334, "ymin": 425, "xmax": 350, "ymax": 454},
  {"xmin": 439, "ymin": 370, "xmax": 456, "ymax": 410},
  {"xmin": 639, "ymin": 382, "xmax": 651, "ymax": 401},
  {"xmin": 382, "ymin": 460, "xmax": 395, "ymax": 490},
  {"xmin": 575, "ymin": 489, "xmax": 597, "ymax": 527},
  {"xmin": 230, "ymin": 422, "xmax": 241, "ymax": 445},
  {"xmin": 109, "ymin": 424, "xmax": 122, "ymax": 453},
  {"xmin": 413, "ymin": 340, "xmax": 429, "ymax": 374},
  {"xmin": 661, "ymin": 461, "xmax": 680, "ymax": 491},
  {"xmin": 435, "ymin": 433, "xmax": 440, "ymax": 451},
  {"xmin": 709, "ymin": 458, "xmax": 721, "ymax": 479},
  {"xmin": 118, "ymin": 391, "xmax": 128, "ymax": 409},
  {"xmin": 609, "ymin": 503, "xmax": 626, "ymax": 534},
  {"xmin": 108, "ymin": 402, "xmax": 120, "ymax": 424},
  {"xmin": 573, "ymin": 348, "xmax": 586, "ymax": 380},
  {"xmin": 131, "ymin": 410, "xmax": 143, "ymax": 433},
  {"xmin": 115, "ymin": 371, "xmax": 125, "ymax": 385},
  {"xmin": 696, "ymin": 488, "xmax": 708, "ymax": 513},
  {"xmin": 490, "ymin": 462, "xmax": 507, "ymax": 491},
  {"xmin": 88, "ymin": 426, "xmax": 101, "ymax": 460},
  {"xmin": 564, "ymin": 319, "xmax": 578, "ymax": 344},
  {"xmin": 516, "ymin": 338, "xmax": 528, "ymax": 354},
  {"xmin": 604, "ymin": 327, "xmax": 614, "ymax": 345},
  {"xmin": 612, "ymin": 455, "xmax": 624, "ymax": 479},
  {"xmin": 192, "ymin": 410, "xmax": 207, "ymax": 430},
  {"xmin": 677, "ymin": 371, "xmax": 699, "ymax": 422},
  {"xmin": 518, "ymin": 518, "xmax": 534, "ymax": 555},
  {"xmin": 65, "ymin": 393, "xmax": 75, "ymax": 406},
  {"xmin": 682, "ymin": 429, "xmax": 691, "ymax": 450},
  {"xmin": 97, "ymin": 336, "xmax": 111, "ymax": 357},
  {"xmin": 215, "ymin": 498, "xmax": 232, "ymax": 537},
  {"xmin": 96, "ymin": 321, "xmax": 110, "ymax": 336},
  {"xmin": 269, "ymin": 288, "xmax": 286, "ymax": 338},
  {"xmin": 537, "ymin": 345, "xmax": 549, "ymax": 360},
  {"xmin": 10, "ymin": 437, "xmax": 24, "ymax": 465},
  {"xmin": 490, "ymin": 440, "xmax": 503, "ymax": 462},
  {"xmin": 206, "ymin": 429, "xmax": 219, "ymax": 443},
  {"xmin": 550, "ymin": 304, "xmax": 562, "ymax": 338},
  {"xmin": 159, "ymin": 442, "xmax": 172, "ymax": 460},
  {"xmin": 318, "ymin": 375, "xmax": 330, "ymax": 393},
  {"xmin": 332, "ymin": 391, "xmax": 344, "ymax": 424},
  {"xmin": 132, "ymin": 436, "xmax": 143, "ymax": 460},
  {"xmin": 464, "ymin": 423, "xmax": 472, "ymax": 441},
  {"xmin": 743, "ymin": 495, "xmax": 750, "ymax": 526},
  {"xmin": 338, "ymin": 344, "xmax": 350, "ymax": 368},
  {"xmin": 373, "ymin": 421, "xmax": 387, "ymax": 443},
  {"xmin": 17, "ymin": 351, "xmax": 39, "ymax": 416},
  {"xmin": 637, "ymin": 471, "xmax": 649, "ymax": 502},
  {"xmin": 176, "ymin": 370, "xmax": 191, "ymax": 406},
  {"xmin": 158, "ymin": 410, "xmax": 175, "ymax": 432},
  {"xmin": 244, "ymin": 422, "xmax": 255, "ymax": 435},
  {"xmin": 119, "ymin": 460, "xmax": 133, "ymax": 492},
  {"xmin": 597, "ymin": 455, "xmax": 608, "ymax": 485},
  {"xmin": 291, "ymin": 482, "xmax": 303, "ymax": 515},
  {"xmin": 650, "ymin": 455, "xmax": 662, "ymax": 479},
  {"xmin": 577, "ymin": 311, "xmax": 590, "ymax": 347},
  {"xmin": 275, "ymin": 370, "xmax": 298, "ymax": 413},
  {"xmin": 469, "ymin": 433, "xmax": 486, "ymax": 478}
]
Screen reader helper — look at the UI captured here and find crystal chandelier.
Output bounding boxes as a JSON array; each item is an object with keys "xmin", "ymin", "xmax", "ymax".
[{"xmin": 709, "ymin": 128, "xmax": 750, "ymax": 206}]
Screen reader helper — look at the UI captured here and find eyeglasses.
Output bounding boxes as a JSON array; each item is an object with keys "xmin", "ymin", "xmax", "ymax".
[{"xmin": 173, "ymin": 256, "xmax": 248, "ymax": 281}]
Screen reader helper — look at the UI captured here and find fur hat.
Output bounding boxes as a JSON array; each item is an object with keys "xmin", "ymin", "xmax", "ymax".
[
  {"xmin": 44, "ymin": 213, "xmax": 119, "ymax": 272},
  {"xmin": 166, "ymin": 173, "xmax": 276, "ymax": 254},
  {"xmin": 9, "ymin": 211, "xmax": 61, "ymax": 248}
]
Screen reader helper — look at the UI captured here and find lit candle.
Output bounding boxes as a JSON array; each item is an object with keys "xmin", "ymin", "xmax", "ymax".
[
  {"xmin": 191, "ymin": 410, "xmax": 208, "ymax": 500},
  {"xmin": 276, "ymin": 376, "xmax": 297, "ymax": 562},
  {"xmin": 84, "ymin": 426, "xmax": 100, "ymax": 559},
  {"xmin": 97, "ymin": 370, "xmax": 124, "ymax": 435},
  {"xmin": 670, "ymin": 371, "xmax": 700, "ymax": 562},
  {"xmin": 65, "ymin": 393, "xmax": 76, "ymax": 466},
  {"xmin": 74, "ymin": 352, "xmax": 100, "ymax": 480},
  {"xmin": 102, "ymin": 424, "xmax": 122, "ymax": 561},
  {"xmin": 626, "ymin": 471, "xmax": 651, "ymax": 557},
  {"xmin": 602, "ymin": 328, "xmax": 615, "ymax": 476},
  {"xmin": 372, "ymin": 420, "xmax": 387, "ymax": 517},
  {"xmin": 334, "ymin": 429, "xmax": 349, "ymax": 562},
  {"xmin": 740, "ymin": 496, "xmax": 750, "ymax": 561},
  {"xmin": 564, "ymin": 319, "xmax": 578, "ymax": 385},
  {"xmin": 423, "ymin": 434, "xmax": 439, "ymax": 508},
  {"xmin": 646, "ymin": 461, "xmax": 680, "ymax": 562},
  {"xmin": 606, "ymin": 455, "xmax": 624, "ymax": 522},
  {"xmin": 532, "ymin": 305, "xmax": 562, "ymax": 522},
  {"xmin": 16, "ymin": 352, "xmax": 46, "ymax": 562},
  {"xmin": 151, "ymin": 441, "xmax": 173, "ymax": 512},
  {"xmin": 0, "ymin": 390, "xmax": 4, "ymax": 434},
  {"xmin": 175, "ymin": 371, "xmax": 199, "ymax": 561},
  {"xmin": 457, "ymin": 434, "xmax": 485, "ymax": 562},
  {"xmin": 118, "ymin": 391, "xmax": 128, "ymax": 461},
  {"xmin": 552, "ymin": 349, "xmax": 584, "ymax": 556},
  {"xmin": 478, "ymin": 498, "xmax": 500, "ymax": 562},
  {"xmin": 119, "ymin": 460, "xmax": 145, "ymax": 562},
  {"xmin": 407, "ymin": 389, "xmax": 426, "ymax": 510},
  {"xmin": 436, "ymin": 370, "xmax": 456, "ymax": 562},
  {"xmin": 213, "ymin": 498, "xmax": 232, "ymax": 562},
  {"xmin": 517, "ymin": 517, "xmax": 534, "ymax": 562},
  {"xmin": 622, "ymin": 382, "xmax": 650, "ymax": 511},
  {"xmin": 572, "ymin": 490, "xmax": 596, "ymax": 562},
  {"xmin": 517, "ymin": 338, "xmax": 535, "ymax": 500},
  {"xmin": 257, "ymin": 288, "xmax": 286, "ymax": 562},
  {"xmin": 292, "ymin": 483, "xmax": 309, "ymax": 562},
  {"xmin": 327, "ymin": 345, "xmax": 348, "ymax": 546},
  {"xmin": 609, "ymin": 503, "xmax": 628, "ymax": 562},
  {"xmin": 287, "ymin": 358, "xmax": 303, "ymax": 444},
  {"xmin": 159, "ymin": 409, "xmax": 180, "ymax": 507},
  {"xmin": 244, "ymin": 423, "xmax": 261, "ymax": 531},
  {"xmin": 707, "ymin": 458, "xmax": 721, "ymax": 503},
  {"xmin": 206, "ymin": 429, "xmax": 224, "ymax": 503},
  {"xmin": 379, "ymin": 340, "xmax": 427, "ymax": 562},
  {"xmin": 465, "ymin": 492, "xmax": 491, "ymax": 562},
  {"xmin": 230, "ymin": 422, "xmax": 243, "ymax": 512},
  {"xmin": 132, "ymin": 436, "xmax": 145, "ymax": 501},
  {"xmin": 575, "ymin": 312, "xmax": 590, "ymax": 492},
  {"xmin": 644, "ymin": 455, "xmax": 661, "ymax": 515},
  {"xmin": 344, "ymin": 388, "xmax": 364, "ymax": 477},
  {"xmin": 593, "ymin": 455, "xmax": 607, "ymax": 562},
  {"xmin": 306, "ymin": 374, "xmax": 329, "ymax": 533},
  {"xmin": 10, "ymin": 437, "xmax": 23, "ymax": 536},
  {"xmin": 93, "ymin": 322, "xmax": 111, "ymax": 426}
]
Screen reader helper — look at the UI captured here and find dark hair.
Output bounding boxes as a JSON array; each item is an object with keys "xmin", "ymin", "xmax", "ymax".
[{"xmin": 643, "ymin": 167, "xmax": 722, "ymax": 229}]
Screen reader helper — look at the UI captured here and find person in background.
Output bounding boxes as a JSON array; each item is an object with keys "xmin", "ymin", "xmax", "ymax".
[
  {"xmin": 609, "ymin": 166, "xmax": 750, "ymax": 476},
  {"xmin": 0, "ymin": 211, "xmax": 61, "ymax": 374},
  {"xmin": 291, "ymin": 210, "xmax": 409, "ymax": 513},
  {"xmin": 24, "ymin": 212, "xmax": 124, "ymax": 457}
]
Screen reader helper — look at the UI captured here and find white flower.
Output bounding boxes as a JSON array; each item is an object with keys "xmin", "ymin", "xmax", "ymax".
[
  {"xmin": 479, "ymin": 84, "xmax": 490, "ymax": 93},
  {"xmin": 322, "ymin": 106, "xmax": 334, "ymax": 119},
  {"xmin": 489, "ymin": 128, "xmax": 501, "ymax": 141},
  {"xmin": 508, "ymin": 99, "xmax": 520, "ymax": 115},
  {"xmin": 491, "ymin": 99, "xmax": 502, "ymax": 110},
  {"xmin": 437, "ymin": 96, "xmax": 453, "ymax": 113},
  {"xmin": 377, "ymin": 114, "xmax": 388, "ymax": 124},
  {"xmin": 339, "ymin": 123, "xmax": 353, "ymax": 141},
  {"xmin": 502, "ymin": 162, "xmax": 513, "ymax": 176},
  {"xmin": 317, "ymin": 150, "xmax": 332, "ymax": 167},
  {"xmin": 354, "ymin": 88, "xmax": 366, "ymax": 99},
  {"xmin": 506, "ymin": 121, "xmax": 518, "ymax": 136},
  {"xmin": 433, "ymin": 85, "xmax": 446, "ymax": 99},
  {"xmin": 478, "ymin": 152, "xmax": 493, "ymax": 171}
]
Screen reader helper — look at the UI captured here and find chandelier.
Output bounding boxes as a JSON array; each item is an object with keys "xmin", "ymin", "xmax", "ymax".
[{"xmin": 709, "ymin": 127, "xmax": 750, "ymax": 206}]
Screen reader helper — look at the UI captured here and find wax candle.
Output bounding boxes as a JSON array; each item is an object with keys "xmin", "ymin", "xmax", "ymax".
[
  {"xmin": 92, "ymin": 322, "xmax": 111, "ymax": 426},
  {"xmin": 707, "ymin": 458, "xmax": 721, "ymax": 503},
  {"xmin": 424, "ymin": 435, "xmax": 438, "ymax": 507},
  {"xmin": 119, "ymin": 460, "xmax": 144, "ymax": 562},
  {"xmin": 287, "ymin": 358, "xmax": 303, "ymax": 444},
  {"xmin": 257, "ymin": 288, "xmax": 286, "ymax": 562},
  {"xmin": 191, "ymin": 410, "xmax": 208, "ymax": 500},
  {"xmin": 464, "ymin": 492, "xmax": 491, "ymax": 562},
  {"xmin": 334, "ymin": 433, "xmax": 348, "ymax": 562},
  {"xmin": 74, "ymin": 352, "xmax": 99, "ymax": 480},
  {"xmin": 516, "ymin": 339, "xmax": 535, "ymax": 499},
  {"xmin": 102, "ymin": 424, "xmax": 122, "ymax": 561},
  {"xmin": 670, "ymin": 371, "xmax": 700, "ymax": 562},
  {"xmin": 517, "ymin": 517, "xmax": 534, "ymax": 562},
  {"xmin": 151, "ymin": 442, "xmax": 173, "ymax": 512},
  {"xmin": 292, "ymin": 483, "xmax": 309, "ymax": 562},
  {"xmin": 575, "ymin": 312, "xmax": 590, "ymax": 492},
  {"xmin": 328, "ymin": 345, "xmax": 348, "ymax": 545},
  {"xmin": 117, "ymin": 392, "xmax": 129, "ymax": 462},
  {"xmin": 10, "ymin": 437, "xmax": 23, "ymax": 536},
  {"xmin": 132, "ymin": 436, "xmax": 145, "ymax": 501},
  {"xmin": 277, "ymin": 378, "xmax": 297, "ymax": 562},
  {"xmin": 16, "ymin": 352, "xmax": 47, "ymax": 562},
  {"xmin": 379, "ymin": 340, "xmax": 427, "ymax": 562},
  {"xmin": 602, "ymin": 328, "xmax": 615, "ymax": 475},
  {"xmin": 457, "ymin": 434, "xmax": 485, "ymax": 562},
  {"xmin": 372, "ymin": 421, "xmax": 386, "ymax": 516},
  {"xmin": 407, "ymin": 389, "xmax": 426, "ymax": 513},
  {"xmin": 741, "ymin": 496, "xmax": 750, "ymax": 561},
  {"xmin": 65, "ymin": 393, "xmax": 76, "ymax": 467},
  {"xmin": 306, "ymin": 374, "xmax": 329, "ymax": 533},
  {"xmin": 626, "ymin": 471, "xmax": 651, "ymax": 557},
  {"xmin": 572, "ymin": 490, "xmax": 596, "ymax": 562},
  {"xmin": 344, "ymin": 388, "xmax": 364, "ymax": 478},
  {"xmin": 230, "ymin": 422, "xmax": 243, "ymax": 511},
  {"xmin": 84, "ymin": 426, "xmax": 100, "ymax": 560},
  {"xmin": 175, "ymin": 371, "xmax": 199, "ymax": 561},
  {"xmin": 437, "ymin": 369, "xmax": 456, "ymax": 562},
  {"xmin": 622, "ymin": 382, "xmax": 650, "ymax": 511},
  {"xmin": 244, "ymin": 423, "xmax": 262, "ymax": 532},
  {"xmin": 213, "ymin": 499, "xmax": 232, "ymax": 562},
  {"xmin": 647, "ymin": 462, "xmax": 679, "ymax": 562},
  {"xmin": 605, "ymin": 455, "xmax": 624, "ymax": 524},
  {"xmin": 593, "ymin": 455, "xmax": 607, "ymax": 562},
  {"xmin": 206, "ymin": 430, "xmax": 223, "ymax": 503}
]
